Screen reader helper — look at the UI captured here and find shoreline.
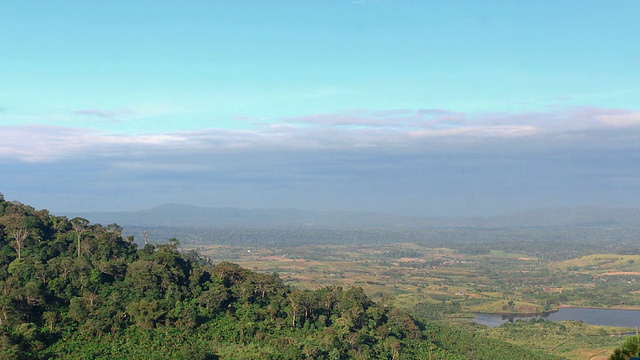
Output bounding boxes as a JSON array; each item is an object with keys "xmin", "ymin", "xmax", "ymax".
[
  {"xmin": 475, "ymin": 305, "xmax": 640, "ymax": 317},
  {"xmin": 558, "ymin": 304, "xmax": 640, "ymax": 311}
]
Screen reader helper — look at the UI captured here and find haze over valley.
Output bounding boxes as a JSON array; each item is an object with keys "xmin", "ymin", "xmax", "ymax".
[{"xmin": 68, "ymin": 204, "xmax": 640, "ymax": 229}]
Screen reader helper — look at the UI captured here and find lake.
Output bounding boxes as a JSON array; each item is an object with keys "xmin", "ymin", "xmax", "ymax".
[{"xmin": 473, "ymin": 307, "xmax": 640, "ymax": 328}]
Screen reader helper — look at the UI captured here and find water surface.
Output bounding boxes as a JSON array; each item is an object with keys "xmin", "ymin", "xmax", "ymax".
[{"xmin": 473, "ymin": 307, "xmax": 640, "ymax": 328}]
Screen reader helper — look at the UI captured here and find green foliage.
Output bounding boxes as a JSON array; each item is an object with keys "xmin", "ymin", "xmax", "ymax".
[
  {"xmin": 421, "ymin": 321, "xmax": 561, "ymax": 360},
  {"xmin": 610, "ymin": 335, "xmax": 640, "ymax": 360},
  {"xmin": 0, "ymin": 200, "xmax": 562, "ymax": 359}
]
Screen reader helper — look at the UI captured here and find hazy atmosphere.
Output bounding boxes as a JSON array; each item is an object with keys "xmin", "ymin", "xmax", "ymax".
[{"xmin": 2, "ymin": 1, "xmax": 639, "ymax": 216}]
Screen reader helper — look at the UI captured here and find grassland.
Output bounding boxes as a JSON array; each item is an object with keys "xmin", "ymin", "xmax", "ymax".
[{"xmin": 480, "ymin": 319, "xmax": 637, "ymax": 360}]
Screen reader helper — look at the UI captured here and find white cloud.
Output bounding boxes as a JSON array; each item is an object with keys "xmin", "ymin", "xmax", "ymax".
[
  {"xmin": 409, "ymin": 125, "xmax": 539, "ymax": 138},
  {"xmin": 0, "ymin": 125, "xmax": 97, "ymax": 162},
  {"xmin": 2, "ymin": 107, "xmax": 640, "ymax": 164},
  {"xmin": 597, "ymin": 112, "xmax": 640, "ymax": 127}
]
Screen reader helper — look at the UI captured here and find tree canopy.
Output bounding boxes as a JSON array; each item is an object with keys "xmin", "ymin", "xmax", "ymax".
[{"xmin": 610, "ymin": 335, "xmax": 640, "ymax": 360}]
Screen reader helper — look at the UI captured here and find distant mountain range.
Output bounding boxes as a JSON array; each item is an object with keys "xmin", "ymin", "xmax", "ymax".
[{"xmin": 65, "ymin": 204, "xmax": 640, "ymax": 229}]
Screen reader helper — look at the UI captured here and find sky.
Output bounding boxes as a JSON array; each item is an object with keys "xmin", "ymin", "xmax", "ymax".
[{"xmin": 1, "ymin": 0, "xmax": 639, "ymax": 216}]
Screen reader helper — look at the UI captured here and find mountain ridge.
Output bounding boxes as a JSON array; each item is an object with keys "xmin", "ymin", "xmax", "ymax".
[{"xmin": 65, "ymin": 204, "xmax": 640, "ymax": 229}]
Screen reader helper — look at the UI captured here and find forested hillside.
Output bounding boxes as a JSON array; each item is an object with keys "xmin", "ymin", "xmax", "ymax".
[{"xmin": 0, "ymin": 196, "xmax": 561, "ymax": 359}]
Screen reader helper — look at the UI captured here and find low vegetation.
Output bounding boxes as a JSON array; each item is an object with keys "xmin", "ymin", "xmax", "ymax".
[{"xmin": 482, "ymin": 319, "xmax": 636, "ymax": 360}]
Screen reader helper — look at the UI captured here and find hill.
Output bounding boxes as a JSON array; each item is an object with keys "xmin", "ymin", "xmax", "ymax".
[{"xmin": 0, "ymin": 197, "xmax": 562, "ymax": 359}]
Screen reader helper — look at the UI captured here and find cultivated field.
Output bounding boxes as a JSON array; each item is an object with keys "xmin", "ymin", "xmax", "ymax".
[{"xmin": 182, "ymin": 241, "xmax": 640, "ymax": 359}]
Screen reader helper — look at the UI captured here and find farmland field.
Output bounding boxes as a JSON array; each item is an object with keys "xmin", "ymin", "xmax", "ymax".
[{"xmin": 184, "ymin": 242, "xmax": 640, "ymax": 359}]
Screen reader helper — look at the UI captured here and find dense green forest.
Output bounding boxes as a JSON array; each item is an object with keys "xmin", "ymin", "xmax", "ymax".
[{"xmin": 0, "ymin": 196, "xmax": 565, "ymax": 359}]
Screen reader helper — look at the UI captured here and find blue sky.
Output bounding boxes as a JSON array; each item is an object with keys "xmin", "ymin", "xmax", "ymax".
[{"xmin": 1, "ymin": 1, "xmax": 639, "ymax": 216}]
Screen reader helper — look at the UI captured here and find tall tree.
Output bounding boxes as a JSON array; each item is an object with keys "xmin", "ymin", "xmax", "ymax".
[
  {"xmin": 71, "ymin": 217, "xmax": 89, "ymax": 258},
  {"xmin": 1, "ymin": 213, "xmax": 29, "ymax": 260},
  {"xmin": 8, "ymin": 228, "xmax": 29, "ymax": 260}
]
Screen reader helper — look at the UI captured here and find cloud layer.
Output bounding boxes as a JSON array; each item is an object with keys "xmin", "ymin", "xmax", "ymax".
[
  {"xmin": 2, "ymin": 106, "xmax": 639, "ymax": 216},
  {"xmin": 3, "ymin": 107, "xmax": 640, "ymax": 163}
]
